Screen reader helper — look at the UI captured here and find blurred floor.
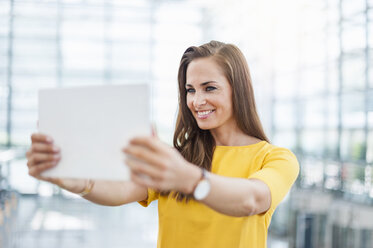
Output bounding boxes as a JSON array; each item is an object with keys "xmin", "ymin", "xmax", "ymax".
[
  {"xmin": 10, "ymin": 195, "xmax": 288, "ymax": 248},
  {"xmin": 11, "ymin": 195, "xmax": 158, "ymax": 248}
]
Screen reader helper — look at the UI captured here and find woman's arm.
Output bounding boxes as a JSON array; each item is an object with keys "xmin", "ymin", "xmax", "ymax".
[
  {"xmin": 188, "ymin": 167, "xmax": 271, "ymax": 217},
  {"xmin": 123, "ymin": 136, "xmax": 271, "ymax": 217},
  {"xmin": 26, "ymin": 133, "xmax": 148, "ymax": 207},
  {"xmin": 80, "ymin": 180, "xmax": 148, "ymax": 206}
]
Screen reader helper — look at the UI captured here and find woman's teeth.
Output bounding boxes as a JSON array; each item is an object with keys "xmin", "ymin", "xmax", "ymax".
[{"xmin": 197, "ymin": 110, "xmax": 214, "ymax": 117}]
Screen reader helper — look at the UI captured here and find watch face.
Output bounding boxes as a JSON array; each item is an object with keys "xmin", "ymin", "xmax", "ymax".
[{"xmin": 194, "ymin": 179, "xmax": 211, "ymax": 200}]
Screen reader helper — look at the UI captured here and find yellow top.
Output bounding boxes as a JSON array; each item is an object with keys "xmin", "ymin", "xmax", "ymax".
[{"xmin": 139, "ymin": 141, "xmax": 299, "ymax": 248}]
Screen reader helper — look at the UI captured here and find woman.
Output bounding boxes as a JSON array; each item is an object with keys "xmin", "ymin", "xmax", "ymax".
[{"xmin": 26, "ymin": 40, "xmax": 299, "ymax": 247}]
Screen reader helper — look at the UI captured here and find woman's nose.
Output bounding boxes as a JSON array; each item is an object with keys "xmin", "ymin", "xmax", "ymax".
[{"xmin": 193, "ymin": 93, "xmax": 207, "ymax": 108}]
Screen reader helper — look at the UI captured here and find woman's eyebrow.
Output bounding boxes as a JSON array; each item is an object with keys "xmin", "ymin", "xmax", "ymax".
[{"xmin": 185, "ymin": 81, "xmax": 218, "ymax": 87}]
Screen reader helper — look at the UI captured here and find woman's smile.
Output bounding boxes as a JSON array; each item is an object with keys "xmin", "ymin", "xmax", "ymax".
[{"xmin": 196, "ymin": 109, "xmax": 215, "ymax": 119}]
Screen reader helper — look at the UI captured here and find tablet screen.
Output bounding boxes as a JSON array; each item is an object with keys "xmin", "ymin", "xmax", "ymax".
[{"xmin": 39, "ymin": 84, "xmax": 150, "ymax": 181}]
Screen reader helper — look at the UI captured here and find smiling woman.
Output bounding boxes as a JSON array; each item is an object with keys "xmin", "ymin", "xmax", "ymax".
[
  {"xmin": 185, "ymin": 58, "xmax": 235, "ymax": 131},
  {"xmin": 26, "ymin": 40, "xmax": 299, "ymax": 248}
]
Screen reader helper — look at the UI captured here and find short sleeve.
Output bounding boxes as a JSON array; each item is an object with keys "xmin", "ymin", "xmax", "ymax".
[
  {"xmin": 138, "ymin": 188, "xmax": 160, "ymax": 207},
  {"xmin": 248, "ymin": 147, "xmax": 299, "ymax": 210}
]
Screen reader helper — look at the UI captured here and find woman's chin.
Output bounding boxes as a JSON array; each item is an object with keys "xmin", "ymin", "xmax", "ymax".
[{"xmin": 196, "ymin": 122, "xmax": 214, "ymax": 130}]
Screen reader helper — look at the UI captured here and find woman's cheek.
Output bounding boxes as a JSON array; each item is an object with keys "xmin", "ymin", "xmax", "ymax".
[{"xmin": 186, "ymin": 99, "xmax": 193, "ymax": 112}]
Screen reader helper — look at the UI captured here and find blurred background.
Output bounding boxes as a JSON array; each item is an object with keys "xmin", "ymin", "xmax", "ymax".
[{"xmin": 0, "ymin": 0, "xmax": 372, "ymax": 247}]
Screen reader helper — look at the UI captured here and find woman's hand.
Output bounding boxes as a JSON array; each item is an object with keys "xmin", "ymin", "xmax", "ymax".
[
  {"xmin": 26, "ymin": 133, "xmax": 87, "ymax": 194},
  {"xmin": 123, "ymin": 136, "xmax": 200, "ymax": 194}
]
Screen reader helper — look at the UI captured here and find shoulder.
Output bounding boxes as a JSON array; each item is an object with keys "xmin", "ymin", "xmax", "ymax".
[
  {"xmin": 261, "ymin": 144, "xmax": 299, "ymax": 175},
  {"xmin": 264, "ymin": 144, "xmax": 297, "ymax": 160}
]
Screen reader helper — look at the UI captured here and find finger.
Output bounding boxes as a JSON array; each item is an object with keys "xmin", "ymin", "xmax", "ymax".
[
  {"xmin": 128, "ymin": 136, "xmax": 166, "ymax": 153},
  {"xmin": 28, "ymin": 153, "xmax": 60, "ymax": 166},
  {"xmin": 26, "ymin": 149, "xmax": 31, "ymax": 159},
  {"xmin": 31, "ymin": 143, "xmax": 60, "ymax": 153},
  {"xmin": 130, "ymin": 171, "xmax": 151, "ymax": 187},
  {"xmin": 28, "ymin": 161, "xmax": 57, "ymax": 178},
  {"xmin": 130, "ymin": 171, "xmax": 160, "ymax": 190},
  {"xmin": 125, "ymin": 157, "xmax": 164, "ymax": 179},
  {"xmin": 31, "ymin": 133, "xmax": 53, "ymax": 144},
  {"xmin": 123, "ymin": 145, "xmax": 165, "ymax": 169}
]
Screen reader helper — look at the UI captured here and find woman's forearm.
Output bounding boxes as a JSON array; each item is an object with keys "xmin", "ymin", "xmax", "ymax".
[
  {"xmin": 81, "ymin": 180, "xmax": 148, "ymax": 206},
  {"xmin": 199, "ymin": 174, "xmax": 270, "ymax": 217}
]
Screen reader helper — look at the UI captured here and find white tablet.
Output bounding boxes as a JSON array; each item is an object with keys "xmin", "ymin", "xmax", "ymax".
[{"xmin": 39, "ymin": 84, "xmax": 150, "ymax": 181}]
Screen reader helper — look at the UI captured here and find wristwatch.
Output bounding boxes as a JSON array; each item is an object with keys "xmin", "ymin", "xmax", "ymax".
[{"xmin": 193, "ymin": 168, "xmax": 211, "ymax": 200}]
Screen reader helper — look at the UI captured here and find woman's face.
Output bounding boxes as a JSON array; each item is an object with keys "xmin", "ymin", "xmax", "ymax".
[{"xmin": 185, "ymin": 57, "xmax": 236, "ymax": 132}]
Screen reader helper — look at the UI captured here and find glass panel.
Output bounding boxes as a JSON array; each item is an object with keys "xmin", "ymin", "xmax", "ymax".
[
  {"xmin": 369, "ymin": 23, "xmax": 373, "ymax": 48},
  {"xmin": 274, "ymin": 46, "xmax": 298, "ymax": 73},
  {"xmin": 300, "ymin": 158, "xmax": 324, "ymax": 188},
  {"xmin": 13, "ymin": 16, "xmax": 57, "ymax": 38},
  {"xmin": 301, "ymin": 129, "xmax": 325, "ymax": 156},
  {"xmin": 365, "ymin": 165, "xmax": 373, "ymax": 196},
  {"xmin": 12, "ymin": 56, "xmax": 57, "ymax": 76},
  {"xmin": 368, "ymin": 50, "xmax": 373, "ymax": 89},
  {"xmin": 12, "ymin": 75, "xmax": 57, "ymax": 90},
  {"xmin": 0, "ymin": 85, "xmax": 8, "ymax": 144},
  {"xmin": 299, "ymin": 67, "xmax": 325, "ymax": 97},
  {"xmin": 342, "ymin": 163, "xmax": 366, "ymax": 196},
  {"xmin": 367, "ymin": 131, "xmax": 373, "ymax": 163},
  {"xmin": 326, "ymin": 95, "xmax": 338, "ymax": 128},
  {"xmin": 112, "ymin": 6, "xmax": 151, "ymax": 23},
  {"xmin": 325, "ymin": 129, "xmax": 339, "ymax": 159},
  {"xmin": 369, "ymin": 112, "xmax": 373, "ymax": 128},
  {"xmin": 11, "ymin": 110, "xmax": 37, "ymax": 127},
  {"xmin": 111, "ymin": 42, "xmax": 151, "ymax": 71},
  {"xmin": 342, "ymin": 0, "xmax": 366, "ymax": 17},
  {"xmin": 368, "ymin": 91, "xmax": 373, "ymax": 126},
  {"xmin": 1, "ymin": 0, "xmax": 205, "ymax": 148},
  {"xmin": 341, "ymin": 22, "xmax": 366, "ymax": 52},
  {"xmin": 327, "ymin": 2, "xmax": 339, "ymax": 26},
  {"xmin": 341, "ymin": 54, "xmax": 366, "ymax": 91},
  {"xmin": 340, "ymin": 129, "xmax": 366, "ymax": 161},
  {"xmin": 13, "ymin": 2, "xmax": 58, "ymax": 19},
  {"xmin": 109, "ymin": 22, "xmax": 152, "ymax": 41},
  {"xmin": 273, "ymin": 101, "xmax": 296, "ymax": 129},
  {"xmin": 274, "ymin": 74, "xmax": 297, "ymax": 100},
  {"xmin": 302, "ymin": 98, "xmax": 325, "ymax": 128},
  {"xmin": 300, "ymin": 34, "xmax": 326, "ymax": 67},
  {"xmin": 327, "ymin": 28, "xmax": 340, "ymax": 62},
  {"xmin": 341, "ymin": 92, "xmax": 365, "ymax": 128},
  {"xmin": 272, "ymin": 131, "xmax": 297, "ymax": 150},
  {"xmin": 0, "ymin": 42, "xmax": 8, "ymax": 83},
  {"xmin": 0, "ymin": 13, "xmax": 9, "ymax": 38},
  {"xmin": 325, "ymin": 162, "xmax": 341, "ymax": 190},
  {"xmin": 326, "ymin": 62, "xmax": 339, "ymax": 94},
  {"xmin": 12, "ymin": 39, "xmax": 56, "ymax": 59},
  {"xmin": 62, "ymin": 19, "xmax": 105, "ymax": 40},
  {"xmin": 62, "ymin": 40, "xmax": 105, "ymax": 71},
  {"xmin": 12, "ymin": 90, "xmax": 37, "ymax": 110},
  {"xmin": 0, "ymin": 2, "xmax": 8, "ymax": 145}
]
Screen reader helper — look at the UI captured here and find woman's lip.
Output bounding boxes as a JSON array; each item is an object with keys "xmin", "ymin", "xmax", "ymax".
[{"xmin": 196, "ymin": 110, "xmax": 215, "ymax": 119}]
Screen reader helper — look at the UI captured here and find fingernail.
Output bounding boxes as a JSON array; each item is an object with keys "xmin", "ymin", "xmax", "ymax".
[
  {"xmin": 46, "ymin": 136, "xmax": 53, "ymax": 143},
  {"xmin": 53, "ymin": 146, "xmax": 60, "ymax": 152}
]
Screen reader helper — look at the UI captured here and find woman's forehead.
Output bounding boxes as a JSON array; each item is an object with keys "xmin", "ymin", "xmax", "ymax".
[{"xmin": 186, "ymin": 58, "xmax": 225, "ymax": 85}]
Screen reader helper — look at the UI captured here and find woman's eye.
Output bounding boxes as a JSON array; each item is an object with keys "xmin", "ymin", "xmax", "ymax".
[
  {"xmin": 206, "ymin": 86, "xmax": 217, "ymax": 91},
  {"xmin": 186, "ymin": 88, "xmax": 195, "ymax": 93}
]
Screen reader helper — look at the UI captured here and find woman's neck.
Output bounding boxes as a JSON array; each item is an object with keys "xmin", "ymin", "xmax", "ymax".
[{"xmin": 210, "ymin": 125, "xmax": 261, "ymax": 146}]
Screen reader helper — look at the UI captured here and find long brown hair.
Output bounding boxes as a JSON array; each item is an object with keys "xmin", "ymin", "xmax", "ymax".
[{"xmin": 165, "ymin": 40, "xmax": 269, "ymax": 201}]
